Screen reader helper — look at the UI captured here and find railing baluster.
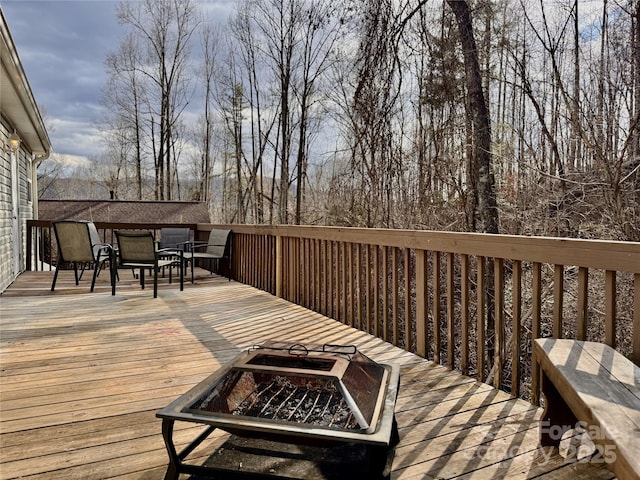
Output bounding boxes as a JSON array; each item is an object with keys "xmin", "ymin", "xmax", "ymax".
[
  {"xmin": 348, "ymin": 242, "xmax": 354, "ymax": 327},
  {"xmin": 356, "ymin": 243, "xmax": 362, "ymax": 331},
  {"xmin": 553, "ymin": 265, "xmax": 564, "ymax": 338},
  {"xmin": 302, "ymin": 238, "xmax": 313, "ymax": 308},
  {"xmin": 323, "ymin": 240, "xmax": 329, "ymax": 316},
  {"xmin": 334, "ymin": 241, "xmax": 339, "ymax": 321},
  {"xmin": 461, "ymin": 254, "xmax": 469, "ymax": 375},
  {"xmin": 365, "ymin": 244, "xmax": 371, "ymax": 334},
  {"xmin": 634, "ymin": 274, "xmax": 640, "ymax": 366},
  {"xmin": 315, "ymin": 239, "xmax": 320, "ymax": 313},
  {"xmin": 577, "ymin": 267, "xmax": 589, "ymax": 340},
  {"xmin": 275, "ymin": 234, "xmax": 283, "ymax": 298},
  {"xmin": 447, "ymin": 252, "xmax": 455, "ymax": 369},
  {"xmin": 382, "ymin": 246, "xmax": 389, "ymax": 342},
  {"xmin": 477, "ymin": 256, "xmax": 485, "ymax": 383},
  {"xmin": 333, "ymin": 241, "xmax": 338, "ymax": 319},
  {"xmin": 531, "ymin": 262, "xmax": 542, "ymax": 405},
  {"xmin": 405, "ymin": 248, "xmax": 412, "ymax": 352},
  {"xmin": 432, "ymin": 252, "xmax": 441, "ymax": 364},
  {"xmin": 341, "ymin": 242, "xmax": 347, "ymax": 325},
  {"xmin": 392, "ymin": 247, "xmax": 399, "ymax": 346},
  {"xmin": 512, "ymin": 260, "xmax": 522, "ymax": 398},
  {"xmin": 605, "ymin": 270, "xmax": 617, "ymax": 348},
  {"xmin": 374, "ymin": 245, "xmax": 380, "ymax": 338},
  {"xmin": 416, "ymin": 249, "xmax": 428, "ymax": 358},
  {"xmin": 494, "ymin": 258, "xmax": 504, "ymax": 390}
]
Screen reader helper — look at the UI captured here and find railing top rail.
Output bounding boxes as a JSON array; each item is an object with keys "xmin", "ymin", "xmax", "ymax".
[{"xmin": 199, "ymin": 224, "xmax": 640, "ymax": 274}]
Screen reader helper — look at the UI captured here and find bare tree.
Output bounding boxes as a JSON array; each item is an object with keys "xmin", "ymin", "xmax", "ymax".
[
  {"xmin": 116, "ymin": 0, "xmax": 198, "ymax": 200},
  {"xmin": 103, "ymin": 32, "xmax": 146, "ymax": 199},
  {"xmin": 195, "ymin": 22, "xmax": 220, "ymax": 203}
]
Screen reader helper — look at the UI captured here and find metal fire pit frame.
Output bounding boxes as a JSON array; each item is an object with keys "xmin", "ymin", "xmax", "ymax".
[{"xmin": 156, "ymin": 343, "xmax": 400, "ymax": 480}]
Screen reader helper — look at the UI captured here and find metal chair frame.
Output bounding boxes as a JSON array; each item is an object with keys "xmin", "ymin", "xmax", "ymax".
[
  {"xmin": 51, "ymin": 221, "xmax": 116, "ymax": 295},
  {"xmin": 115, "ymin": 230, "xmax": 184, "ymax": 298}
]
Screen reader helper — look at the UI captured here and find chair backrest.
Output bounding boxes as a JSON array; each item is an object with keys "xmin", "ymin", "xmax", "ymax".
[
  {"xmin": 116, "ymin": 231, "xmax": 156, "ymax": 264},
  {"xmin": 206, "ymin": 229, "xmax": 231, "ymax": 257},
  {"xmin": 159, "ymin": 228, "xmax": 190, "ymax": 250},
  {"xmin": 53, "ymin": 221, "xmax": 95, "ymax": 263}
]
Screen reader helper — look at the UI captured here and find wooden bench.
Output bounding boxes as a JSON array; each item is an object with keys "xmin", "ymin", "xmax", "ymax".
[{"xmin": 534, "ymin": 338, "xmax": 640, "ymax": 479}]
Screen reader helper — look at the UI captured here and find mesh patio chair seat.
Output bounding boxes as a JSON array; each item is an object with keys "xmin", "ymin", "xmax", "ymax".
[
  {"xmin": 115, "ymin": 230, "xmax": 184, "ymax": 298},
  {"xmin": 51, "ymin": 220, "xmax": 116, "ymax": 295},
  {"xmin": 182, "ymin": 229, "xmax": 232, "ymax": 284}
]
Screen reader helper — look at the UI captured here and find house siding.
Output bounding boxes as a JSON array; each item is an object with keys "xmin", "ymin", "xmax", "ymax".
[{"xmin": 0, "ymin": 127, "xmax": 34, "ymax": 293}]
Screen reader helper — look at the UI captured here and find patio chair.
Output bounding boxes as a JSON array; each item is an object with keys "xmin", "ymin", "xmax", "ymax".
[
  {"xmin": 51, "ymin": 220, "xmax": 116, "ymax": 295},
  {"xmin": 115, "ymin": 230, "xmax": 183, "ymax": 298},
  {"xmin": 157, "ymin": 228, "xmax": 190, "ymax": 277},
  {"xmin": 182, "ymin": 229, "xmax": 232, "ymax": 284},
  {"xmin": 158, "ymin": 227, "xmax": 191, "ymax": 251}
]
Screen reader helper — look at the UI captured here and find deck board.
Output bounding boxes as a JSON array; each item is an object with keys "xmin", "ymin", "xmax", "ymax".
[{"xmin": 1, "ymin": 271, "xmax": 615, "ymax": 479}]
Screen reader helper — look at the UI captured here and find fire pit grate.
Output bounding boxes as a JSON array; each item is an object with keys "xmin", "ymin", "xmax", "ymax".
[{"xmin": 225, "ymin": 373, "xmax": 358, "ymax": 429}]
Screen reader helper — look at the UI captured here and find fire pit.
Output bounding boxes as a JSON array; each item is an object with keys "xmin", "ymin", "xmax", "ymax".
[{"xmin": 157, "ymin": 342, "xmax": 400, "ymax": 479}]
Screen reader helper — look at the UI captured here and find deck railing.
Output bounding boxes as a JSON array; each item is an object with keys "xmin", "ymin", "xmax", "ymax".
[{"xmin": 27, "ymin": 220, "xmax": 640, "ymax": 403}]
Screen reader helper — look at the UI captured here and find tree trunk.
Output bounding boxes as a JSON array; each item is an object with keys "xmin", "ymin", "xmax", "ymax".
[
  {"xmin": 446, "ymin": 0, "xmax": 499, "ymax": 385},
  {"xmin": 446, "ymin": 0, "xmax": 498, "ymax": 235}
]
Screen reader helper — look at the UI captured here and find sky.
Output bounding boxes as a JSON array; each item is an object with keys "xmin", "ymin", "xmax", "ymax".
[
  {"xmin": 2, "ymin": 0, "xmax": 607, "ymax": 172},
  {"xmin": 1, "ymin": 0, "xmax": 232, "ymax": 169}
]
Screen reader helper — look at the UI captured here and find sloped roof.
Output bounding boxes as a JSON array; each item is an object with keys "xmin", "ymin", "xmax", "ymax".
[{"xmin": 39, "ymin": 200, "xmax": 210, "ymax": 224}]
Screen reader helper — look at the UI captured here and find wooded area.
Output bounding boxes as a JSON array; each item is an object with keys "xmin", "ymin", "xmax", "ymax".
[{"xmin": 67, "ymin": 0, "xmax": 639, "ymax": 241}]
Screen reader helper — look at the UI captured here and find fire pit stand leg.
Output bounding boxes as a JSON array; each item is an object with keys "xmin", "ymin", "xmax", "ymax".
[
  {"xmin": 160, "ymin": 418, "xmax": 216, "ymax": 480},
  {"xmin": 161, "ymin": 419, "xmax": 180, "ymax": 480},
  {"xmin": 368, "ymin": 417, "xmax": 400, "ymax": 480}
]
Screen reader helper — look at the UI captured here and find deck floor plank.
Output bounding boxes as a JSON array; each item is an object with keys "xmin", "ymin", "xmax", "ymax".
[{"xmin": 1, "ymin": 272, "xmax": 614, "ymax": 479}]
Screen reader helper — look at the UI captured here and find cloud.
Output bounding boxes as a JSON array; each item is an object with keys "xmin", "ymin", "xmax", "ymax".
[
  {"xmin": 2, "ymin": 0, "xmax": 121, "ymax": 157},
  {"xmin": 48, "ymin": 117, "xmax": 105, "ymax": 158},
  {"xmin": 2, "ymin": 0, "xmax": 234, "ymax": 162},
  {"xmin": 47, "ymin": 152, "xmax": 92, "ymax": 170}
]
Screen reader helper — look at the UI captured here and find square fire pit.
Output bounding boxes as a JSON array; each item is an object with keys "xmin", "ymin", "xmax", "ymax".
[{"xmin": 157, "ymin": 342, "xmax": 400, "ymax": 479}]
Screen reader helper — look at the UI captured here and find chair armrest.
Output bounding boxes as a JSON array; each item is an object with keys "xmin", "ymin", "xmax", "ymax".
[
  {"xmin": 183, "ymin": 240, "xmax": 207, "ymax": 252},
  {"xmin": 93, "ymin": 242, "xmax": 114, "ymax": 255},
  {"xmin": 191, "ymin": 244, "xmax": 227, "ymax": 252}
]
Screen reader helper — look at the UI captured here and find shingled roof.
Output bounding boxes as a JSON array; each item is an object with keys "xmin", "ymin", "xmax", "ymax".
[{"xmin": 38, "ymin": 200, "xmax": 210, "ymax": 224}]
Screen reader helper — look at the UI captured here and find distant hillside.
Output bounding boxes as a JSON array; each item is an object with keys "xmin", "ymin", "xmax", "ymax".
[
  {"xmin": 38, "ymin": 177, "xmax": 213, "ymax": 201},
  {"xmin": 39, "ymin": 178, "xmax": 112, "ymax": 200}
]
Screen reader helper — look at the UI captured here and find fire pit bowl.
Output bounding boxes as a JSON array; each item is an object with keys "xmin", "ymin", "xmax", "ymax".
[
  {"xmin": 156, "ymin": 342, "xmax": 400, "ymax": 479},
  {"xmin": 158, "ymin": 342, "xmax": 400, "ymax": 446}
]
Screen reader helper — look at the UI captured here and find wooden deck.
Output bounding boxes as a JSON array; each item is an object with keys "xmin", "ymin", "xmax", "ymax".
[{"xmin": 1, "ymin": 270, "xmax": 616, "ymax": 479}]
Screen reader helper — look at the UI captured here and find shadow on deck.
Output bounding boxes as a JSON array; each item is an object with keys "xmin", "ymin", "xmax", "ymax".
[{"xmin": 0, "ymin": 271, "xmax": 615, "ymax": 479}]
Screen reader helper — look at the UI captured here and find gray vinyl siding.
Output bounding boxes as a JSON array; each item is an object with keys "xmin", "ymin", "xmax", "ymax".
[
  {"xmin": 0, "ymin": 134, "xmax": 34, "ymax": 293},
  {"xmin": 0, "ymin": 144, "xmax": 13, "ymax": 292}
]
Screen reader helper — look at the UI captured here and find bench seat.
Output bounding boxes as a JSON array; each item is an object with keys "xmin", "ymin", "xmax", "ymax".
[{"xmin": 534, "ymin": 338, "xmax": 640, "ymax": 480}]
